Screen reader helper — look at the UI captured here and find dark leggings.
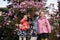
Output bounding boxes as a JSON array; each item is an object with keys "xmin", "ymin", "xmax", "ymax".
[
  {"xmin": 37, "ymin": 33, "xmax": 49, "ymax": 40},
  {"xmin": 37, "ymin": 34, "xmax": 41, "ymax": 40}
]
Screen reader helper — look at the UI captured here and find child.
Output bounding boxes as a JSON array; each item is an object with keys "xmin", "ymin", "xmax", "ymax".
[
  {"xmin": 38, "ymin": 11, "xmax": 51, "ymax": 40},
  {"xmin": 17, "ymin": 15, "xmax": 30, "ymax": 40},
  {"xmin": 26, "ymin": 13, "xmax": 33, "ymax": 40},
  {"xmin": 30, "ymin": 12, "xmax": 40, "ymax": 40}
]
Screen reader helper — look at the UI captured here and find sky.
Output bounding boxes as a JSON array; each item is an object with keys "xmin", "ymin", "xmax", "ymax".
[
  {"xmin": 0, "ymin": 0, "xmax": 58, "ymax": 9},
  {"xmin": 0, "ymin": 0, "xmax": 11, "ymax": 8},
  {"xmin": 46, "ymin": 0, "xmax": 58, "ymax": 9}
]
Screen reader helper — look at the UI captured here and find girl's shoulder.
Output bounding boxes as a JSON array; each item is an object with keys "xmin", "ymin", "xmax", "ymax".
[
  {"xmin": 38, "ymin": 17, "xmax": 46, "ymax": 20},
  {"xmin": 38, "ymin": 17, "xmax": 47, "ymax": 21}
]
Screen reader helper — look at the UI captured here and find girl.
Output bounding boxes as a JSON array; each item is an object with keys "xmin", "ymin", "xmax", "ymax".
[
  {"xmin": 26, "ymin": 13, "xmax": 33, "ymax": 40},
  {"xmin": 18, "ymin": 15, "xmax": 30, "ymax": 40},
  {"xmin": 31, "ymin": 12, "xmax": 40, "ymax": 40},
  {"xmin": 38, "ymin": 11, "xmax": 51, "ymax": 40}
]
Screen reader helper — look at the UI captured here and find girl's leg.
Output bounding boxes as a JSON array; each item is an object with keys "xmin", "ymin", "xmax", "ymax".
[
  {"xmin": 41, "ymin": 38, "xmax": 45, "ymax": 40},
  {"xmin": 44, "ymin": 38, "xmax": 48, "ymax": 40},
  {"xmin": 31, "ymin": 37, "xmax": 37, "ymax": 40},
  {"xmin": 42, "ymin": 33, "xmax": 48, "ymax": 40},
  {"xmin": 19, "ymin": 36, "xmax": 22, "ymax": 40},
  {"xmin": 23, "ymin": 37, "xmax": 26, "ymax": 40}
]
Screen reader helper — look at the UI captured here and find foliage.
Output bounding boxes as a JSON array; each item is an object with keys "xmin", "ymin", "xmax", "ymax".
[{"xmin": 0, "ymin": 0, "xmax": 59, "ymax": 40}]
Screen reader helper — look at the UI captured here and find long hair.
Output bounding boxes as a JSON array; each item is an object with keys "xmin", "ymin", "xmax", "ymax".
[{"xmin": 27, "ymin": 12, "xmax": 35, "ymax": 21}]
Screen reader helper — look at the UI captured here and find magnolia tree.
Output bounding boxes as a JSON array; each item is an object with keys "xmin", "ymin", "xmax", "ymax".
[{"xmin": 47, "ymin": 1, "xmax": 60, "ymax": 40}]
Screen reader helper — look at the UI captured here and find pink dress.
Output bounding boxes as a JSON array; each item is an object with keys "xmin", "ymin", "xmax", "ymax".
[{"xmin": 38, "ymin": 17, "xmax": 51, "ymax": 34}]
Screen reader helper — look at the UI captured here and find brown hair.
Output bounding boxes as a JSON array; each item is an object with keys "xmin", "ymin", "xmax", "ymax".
[{"xmin": 27, "ymin": 12, "xmax": 35, "ymax": 21}]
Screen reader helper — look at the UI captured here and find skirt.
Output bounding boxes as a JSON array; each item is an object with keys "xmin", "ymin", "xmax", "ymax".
[
  {"xmin": 17, "ymin": 30, "xmax": 27, "ymax": 37},
  {"xmin": 17, "ymin": 29, "xmax": 31, "ymax": 37}
]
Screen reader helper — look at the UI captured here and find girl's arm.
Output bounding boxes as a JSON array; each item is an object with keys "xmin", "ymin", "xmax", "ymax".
[
  {"xmin": 46, "ymin": 19, "xmax": 51, "ymax": 33},
  {"xmin": 20, "ymin": 18, "xmax": 25, "ymax": 23}
]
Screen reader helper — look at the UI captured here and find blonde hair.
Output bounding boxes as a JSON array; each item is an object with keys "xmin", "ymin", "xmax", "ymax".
[{"xmin": 39, "ymin": 11, "xmax": 45, "ymax": 15}]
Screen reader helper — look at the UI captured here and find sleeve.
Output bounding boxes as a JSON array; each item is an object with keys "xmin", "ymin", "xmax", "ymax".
[
  {"xmin": 20, "ymin": 18, "xmax": 25, "ymax": 23},
  {"xmin": 46, "ymin": 19, "xmax": 51, "ymax": 33},
  {"xmin": 27, "ymin": 22, "xmax": 30, "ymax": 29}
]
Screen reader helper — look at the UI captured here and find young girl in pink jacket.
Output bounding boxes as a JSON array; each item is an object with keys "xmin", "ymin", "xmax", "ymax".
[{"xmin": 38, "ymin": 11, "xmax": 51, "ymax": 40}]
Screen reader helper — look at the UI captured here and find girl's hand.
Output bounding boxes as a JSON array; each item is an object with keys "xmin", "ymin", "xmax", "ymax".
[
  {"xmin": 23, "ymin": 15, "xmax": 27, "ymax": 20},
  {"xmin": 19, "ymin": 24, "xmax": 22, "ymax": 29}
]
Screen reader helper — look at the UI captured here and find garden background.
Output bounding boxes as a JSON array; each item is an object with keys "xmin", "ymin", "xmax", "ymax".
[{"xmin": 0, "ymin": 0, "xmax": 60, "ymax": 40}]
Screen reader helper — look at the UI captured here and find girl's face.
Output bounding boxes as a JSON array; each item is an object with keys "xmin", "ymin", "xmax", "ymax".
[
  {"xmin": 35, "ymin": 12, "xmax": 39, "ymax": 16},
  {"xmin": 23, "ymin": 15, "xmax": 27, "ymax": 20},
  {"xmin": 40, "ymin": 12, "xmax": 45, "ymax": 17},
  {"xmin": 27, "ymin": 13, "xmax": 30, "ymax": 17}
]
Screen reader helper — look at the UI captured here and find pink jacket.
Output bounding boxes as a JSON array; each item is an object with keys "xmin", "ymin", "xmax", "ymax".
[{"xmin": 38, "ymin": 17, "xmax": 51, "ymax": 34}]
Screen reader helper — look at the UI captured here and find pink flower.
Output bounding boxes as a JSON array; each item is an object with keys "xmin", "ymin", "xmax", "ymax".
[
  {"xmin": 8, "ymin": 20, "xmax": 11, "ymax": 23},
  {"xmin": 15, "ymin": 24, "xmax": 19, "ymax": 27},
  {"xmin": 6, "ymin": 23, "xmax": 10, "ymax": 25}
]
